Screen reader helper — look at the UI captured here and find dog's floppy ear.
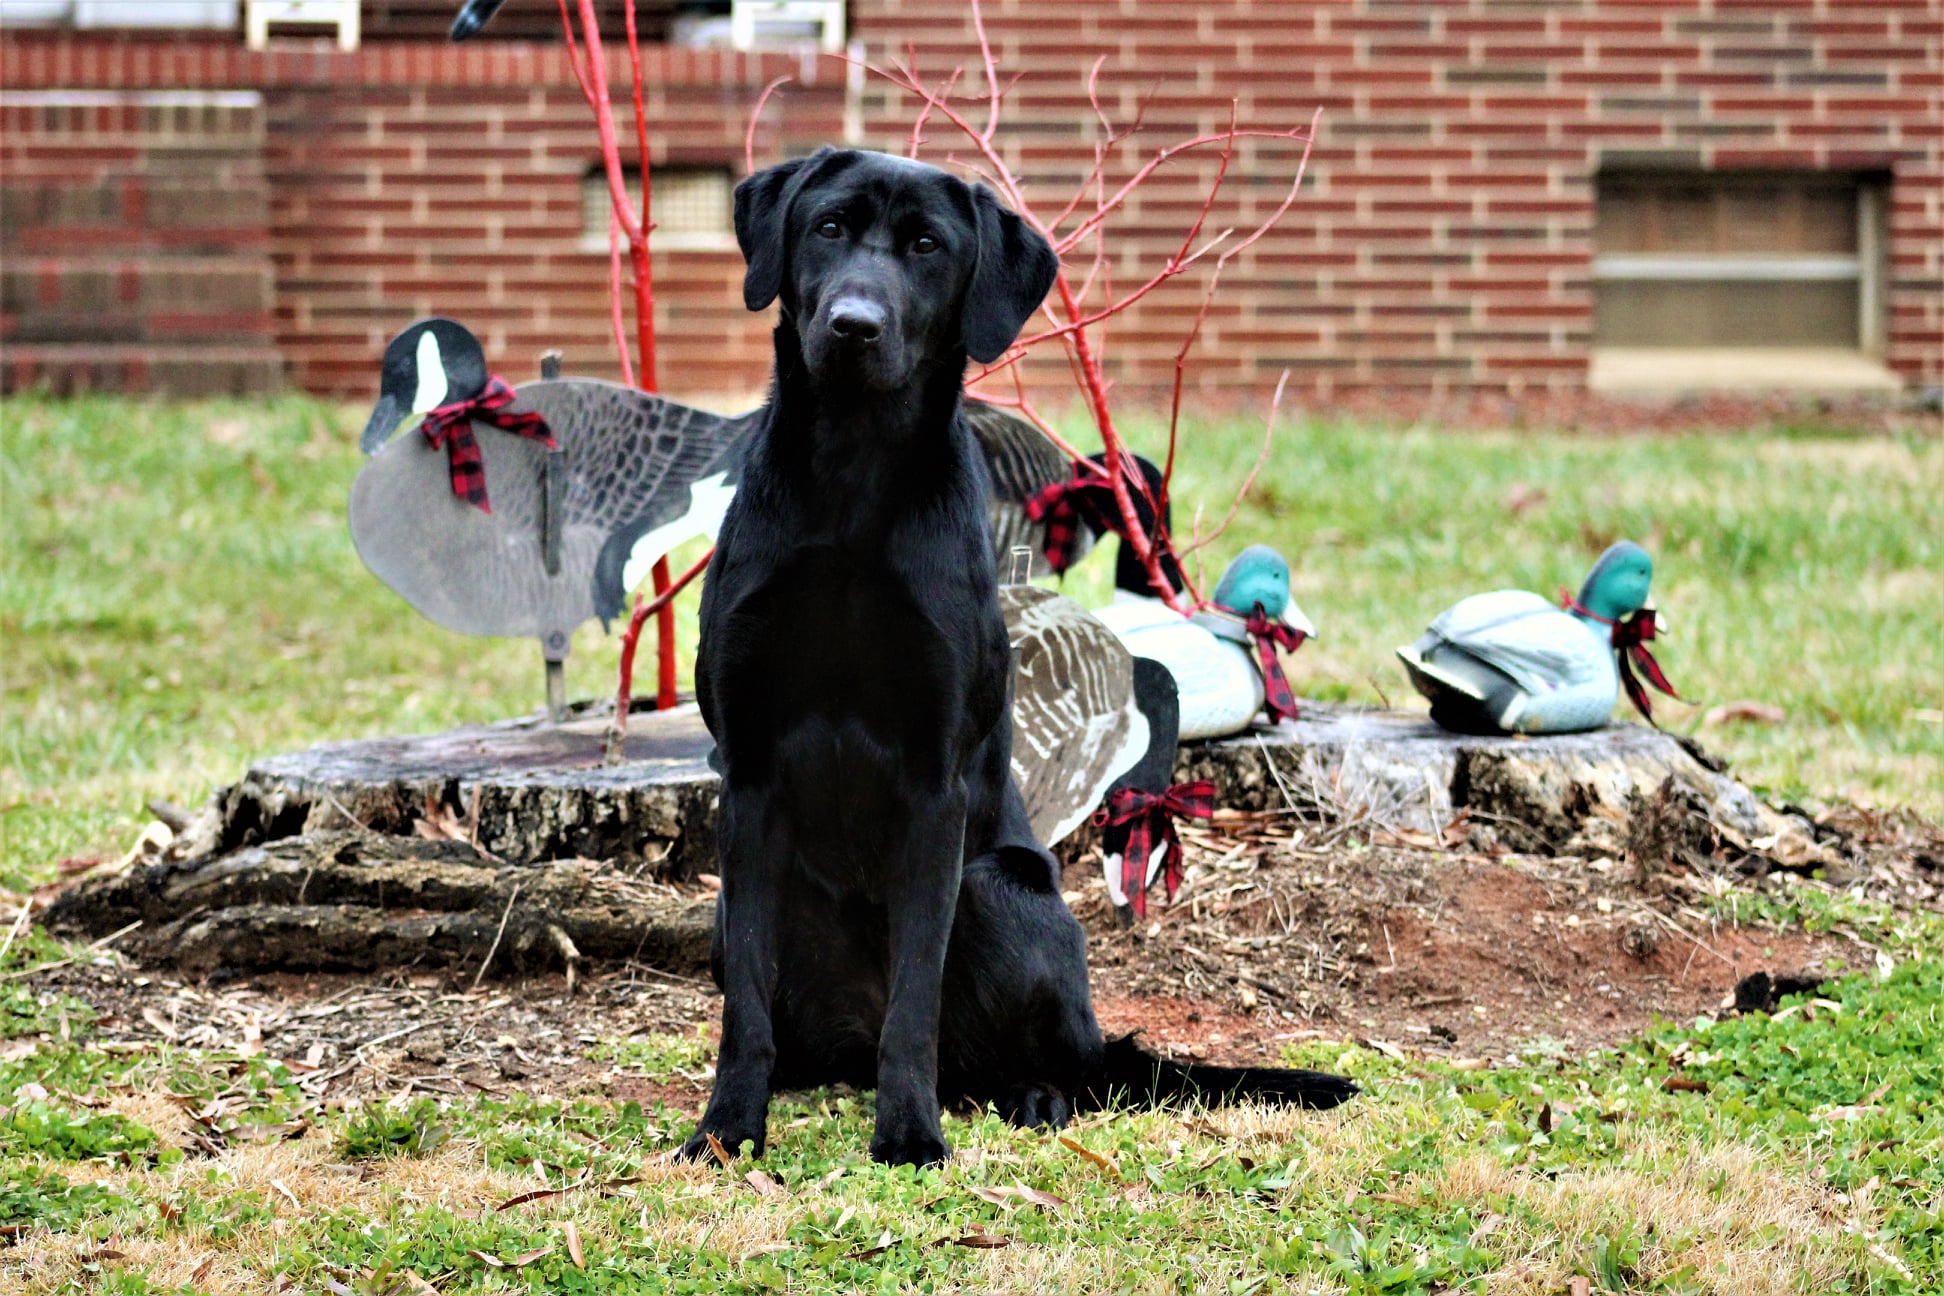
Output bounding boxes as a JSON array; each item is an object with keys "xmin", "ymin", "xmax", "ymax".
[
  {"xmin": 734, "ymin": 150, "xmax": 824, "ymax": 312},
  {"xmin": 962, "ymin": 184, "xmax": 1059, "ymax": 364}
]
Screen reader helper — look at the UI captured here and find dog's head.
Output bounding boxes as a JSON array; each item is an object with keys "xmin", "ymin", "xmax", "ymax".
[{"xmin": 735, "ymin": 148, "xmax": 1059, "ymax": 390}]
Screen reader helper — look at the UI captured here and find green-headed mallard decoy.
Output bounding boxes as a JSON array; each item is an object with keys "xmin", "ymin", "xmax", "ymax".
[
  {"xmin": 1090, "ymin": 546, "xmax": 1317, "ymax": 741},
  {"xmin": 355, "ymin": 317, "xmax": 756, "ymax": 710},
  {"xmin": 1397, "ymin": 540, "xmax": 1679, "ymax": 735}
]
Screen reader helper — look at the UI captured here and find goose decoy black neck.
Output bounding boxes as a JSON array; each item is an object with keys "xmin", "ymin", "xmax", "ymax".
[
  {"xmin": 362, "ymin": 317, "xmax": 490, "ymax": 453},
  {"xmin": 449, "ymin": 0, "xmax": 508, "ymax": 41}
]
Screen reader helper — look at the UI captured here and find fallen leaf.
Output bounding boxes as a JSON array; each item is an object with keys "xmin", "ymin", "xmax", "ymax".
[
  {"xmin": 1703, "ymin": 700, "xmax": 1786, "ymax": 727},
  {"xmin": 1570, "ymin": 1278, "xmax": 1591, "ymax": 1296},
  {"xmin": 744, "ymin": 1169, "xmax": 783, "ymax": 1198},
  {"xmin": 1059, "ymin": 1135, "xmax": 1121, "ymax": 1178},
  {"xmin": 704, "ymin": 1132, "xmax": 733, "ymax": 1167},
  {"xmin": 141, "ymin": 1007, "xmax": 179, "ymax": 1040},
  {"xmin": 1009, "ymin": 1182, "xmax": 1067, "ymax": 1209},
  {"xmin": 1662, "ymin": 1076, "xmax": 1709, "ymax": 1094},
  {"xmin": 944, "ymin": 1230, "xmax": 1009, "ymax": 1249},
  {"xmin": 468, "ymin": 1246, "xmax": 552, "ymax": 1269},
  {"xmin": 563, "ymin": 1221, "xmax": 584, "ymax": 1269},
  {"xmin": 1504, "ymin": 482, "xmax": 1548, "ymax": 516}
]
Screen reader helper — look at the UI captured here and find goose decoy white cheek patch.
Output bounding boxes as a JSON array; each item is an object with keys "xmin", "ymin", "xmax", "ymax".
[{"xmin": 410, "ymin": 330, "xmax": 450, "ymax": 415}]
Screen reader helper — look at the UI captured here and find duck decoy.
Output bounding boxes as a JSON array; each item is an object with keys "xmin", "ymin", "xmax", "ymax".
[
  {"xmin": 1396, "ymin": 540, "xmax": 1679, "ymax": 735},
  {"xmin": 1091, "ymin": 545, "xmax": 1317, "ymax": 741},
  {"xmin": 354, "ymin": 317, "xmax": 755, "ymax": 715}
]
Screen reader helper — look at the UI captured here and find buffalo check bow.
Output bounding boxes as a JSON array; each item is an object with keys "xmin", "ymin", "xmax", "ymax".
[
  {"xmin": 1094, "ymin": 781, "xmax": 1217, "ymax": 919},
  {"xmin": 1022, "ymin": 464, "xmax": 1106, "ymax": 574},
  {"xmin": 417, "ymin": 376, "xmax": 556, "ymax": 513},
  {"xmin": 1561, "ymin": 594, "xmax": 1681, "ymax": 724},
  {"xmin": 1244, "ymin": 603, "xmax": 1309, "ymax": 724}
]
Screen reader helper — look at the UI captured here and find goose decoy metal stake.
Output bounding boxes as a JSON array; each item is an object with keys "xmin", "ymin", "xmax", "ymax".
[{"xmin": 354, "ymin": 317, "xmax": 756, "ymax": 719}]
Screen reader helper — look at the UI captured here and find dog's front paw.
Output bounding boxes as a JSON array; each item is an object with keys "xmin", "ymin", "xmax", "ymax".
[
  {"xmin": 998, "ymin": 1083, "xmax": 1072, "ymax": 1131},
  {"xmin": 677, "ymin": 1123, "xmax": 766, "ymax": 1163},
  {"xmin": 869, "ymin": 1119, "xmax": 950, "ymax": 1169}
]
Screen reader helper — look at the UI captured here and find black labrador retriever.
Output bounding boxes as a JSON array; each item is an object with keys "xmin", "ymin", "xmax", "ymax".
[{"xmin": 685, "ymin": 147, "xmax": 1353, "ymax": 1168}]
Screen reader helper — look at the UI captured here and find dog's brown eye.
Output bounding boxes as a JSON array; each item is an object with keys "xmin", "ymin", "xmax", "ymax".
[
  {"xmin": 912, "ymin": 234, "xmax": 938, "ymax": 254},
  {"xmin": 816, "ymin": 219, "xmax": 843, "ymax": 239}
]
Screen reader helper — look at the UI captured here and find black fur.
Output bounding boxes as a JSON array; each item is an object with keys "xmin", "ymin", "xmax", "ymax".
[{"xmin": 683, "ymin": 148, "xmax": 1352, "ymax": 1169}]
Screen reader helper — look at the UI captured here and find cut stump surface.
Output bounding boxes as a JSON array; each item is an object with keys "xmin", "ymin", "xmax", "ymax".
[{"xmin": 48, "ymin": 700, "xmax": 1819, "ymax": 977}]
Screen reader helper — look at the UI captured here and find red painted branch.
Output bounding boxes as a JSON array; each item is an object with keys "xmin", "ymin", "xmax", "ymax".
[{"xmin": 606, "ymin": 548, "xmax": 712, "ymax": 760}]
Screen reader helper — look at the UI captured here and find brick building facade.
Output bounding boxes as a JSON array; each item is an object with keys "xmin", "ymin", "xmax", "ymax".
[{"xmin": 3, "ymin": 2, "xmax": 1939, "ymax": 408}]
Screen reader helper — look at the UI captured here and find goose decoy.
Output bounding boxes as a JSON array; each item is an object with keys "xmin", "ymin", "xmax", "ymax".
[
  {"xmin": 448, "ymin": 0, "xmax": 507, "ymax": 40},
  {"xmin": 354, "ymin": 317, "xmax": 756, "ymax": 714},
  {"xmin": 1002, "ymin": 585, "xmax": 1155, "ymax": 847},
  {"xmin": 1397, "ymin": 540, "xmax": 1679, "ymax": 735},
  {"xmin": 1091, "ymin": 658, "xmax": 1219, "ymax": 923},
  {"xmin": 964, "ymin": 399, "xmax": 1182, "ymax": 593},
  {"xmin": 1002, "ymin": 588, "xmax": 1211, "ymax": 921},
  {"xmin": 968, "ymin": 403, "xmax": 1314, "ymax": 740},
  {"xmin": 1091, "ymin": 546, "xmax": 1317, "ymax": 741}
]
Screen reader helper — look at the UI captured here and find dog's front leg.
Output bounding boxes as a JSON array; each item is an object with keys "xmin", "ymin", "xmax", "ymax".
[
  {"xmin": 871, "ymin": 783, "xmax": 967, "ymax": 1168},
  {"xmin": 680, "ymin": 784, "xmax": 783, "ymax": 1161}
]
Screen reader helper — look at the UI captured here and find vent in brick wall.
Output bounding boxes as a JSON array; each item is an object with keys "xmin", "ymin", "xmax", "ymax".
[
  {"xmin": 1593, "ymin": 171, "xmax": 1885, "ymax": 351},
  {"xmin": 582, "ymin": 166, "xmax": 735, "ymax": 252}
]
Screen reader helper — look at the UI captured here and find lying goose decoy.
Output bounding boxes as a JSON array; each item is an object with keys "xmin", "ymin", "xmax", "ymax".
[
  {"xmin": 967, "ymin": 402, "xmax": 1313, "ymax": 739},
  {"xmin": 1001, "ymin": 585, "xmax": 1156, "ymax": 847},
  {"xmin": 1397, "ymin": 540, "xmax": 1678, "ymax": 735},
  {"xmin": 353, "ymin": 317, "xmax": 755, "ymax": 713},
  {"xmin": 1092, "ymin": 657, "xmax": 1217, "ymax": 923}
]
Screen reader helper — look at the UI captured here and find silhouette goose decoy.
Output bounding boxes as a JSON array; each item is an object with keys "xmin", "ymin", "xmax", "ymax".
[
  {"xmin": 966, "ymin": 402, "xmax": 1314, "ymax": 739},
  {"xmin": 1397, "ymin": 540, "xmax": 1678, "ymax": 735},
  {"xmin": 353, "ymin": 317, "xmax": 756, "ymax": 711},
  {"xmin": 964, "ymin": 399, "xmax": 1184, "ymax": 592}
]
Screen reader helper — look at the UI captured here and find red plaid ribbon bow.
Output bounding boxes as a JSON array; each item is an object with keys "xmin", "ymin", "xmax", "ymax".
[
  {"xmin": 1562, "ymin": 595, "xmax": 1680, "ymax": 724},
  {"xmin": 1093, "ymin": 780, "xmax": 1217, "ymax": 919},
  {"xmin": 1023, "ymin": 463, "xmax": 1109, "ymax": 574},
  {"xmin": 417, "ymin": 376, "xmax": 555, "ymax": 513},
  {"xmin": 1244, "ymin": 603, "xmax": 1309, "ymax": 724}
]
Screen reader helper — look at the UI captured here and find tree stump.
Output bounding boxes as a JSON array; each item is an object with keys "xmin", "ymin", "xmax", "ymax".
[{"xmin": 47, "ymin": 701, "xmax": 1819, "ymax": 976}]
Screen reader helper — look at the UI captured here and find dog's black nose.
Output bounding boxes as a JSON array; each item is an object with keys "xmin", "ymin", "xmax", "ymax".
[{"xmin": 828, "ymin": 299, "xmax": 885, "ymax": 344}]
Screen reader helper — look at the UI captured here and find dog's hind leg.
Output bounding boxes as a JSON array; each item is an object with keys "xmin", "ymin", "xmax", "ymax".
[
  {"xmin": 870, "ymin": 784, "xmax": 968, "ymax": 1168},
  {"xmin": 680, "ymin": 786, "xmax": 788, "ymax": 1161},
  {"xmin": 941, "ymin": 843, "xmax": 1104, "ymax": 1129}
]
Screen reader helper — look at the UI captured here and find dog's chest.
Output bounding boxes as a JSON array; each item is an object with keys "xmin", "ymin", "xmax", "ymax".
[{"xmin": 713, "ymin": 545, "xmax": 993, "ymax": 767}]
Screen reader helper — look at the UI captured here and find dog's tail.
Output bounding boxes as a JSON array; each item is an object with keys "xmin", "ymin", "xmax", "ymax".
[{"xmin": 1089, "ymin": 1033, "xmax": 1358, "ymax": 1112}]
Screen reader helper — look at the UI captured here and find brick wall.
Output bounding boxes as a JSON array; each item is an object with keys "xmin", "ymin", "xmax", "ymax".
[
  {"xmin": 2, "ymin": 90, "xmax": 282, "ymax": 395},
  {"xmin": 849, "ymin": 0, "xmax": 1943, "ymax": 402},
  {"xmin": 3, "ymin": 2, "xmax": 1939, "ymax": 405},
  {"xmin": 2, "ymin": 35, "xmax": 847, "ymax": 400}
]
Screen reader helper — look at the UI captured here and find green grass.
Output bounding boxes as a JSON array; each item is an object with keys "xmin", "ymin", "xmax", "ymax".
[
  {"xmin": 3, "ymin": 392, "xmax": 1942, "ymax": 1288},
  {"xmin": 3, "ymin": 395, "xmax": 1938, "ymax": 886},
  {"xmin": 3, "ymin": 889, "xmax": 1941, "ymax": 1293}
]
